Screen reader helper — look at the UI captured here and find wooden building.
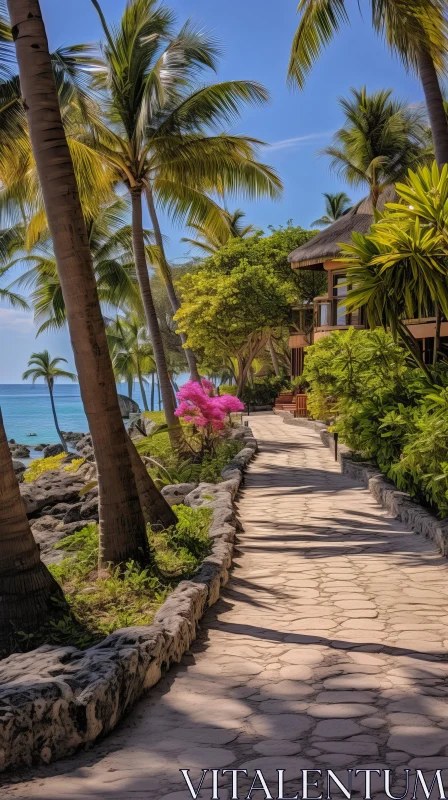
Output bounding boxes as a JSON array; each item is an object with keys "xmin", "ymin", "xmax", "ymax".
[{"xmin": 287, "ymin": 187, "xmax": 448, "ymax": 377}]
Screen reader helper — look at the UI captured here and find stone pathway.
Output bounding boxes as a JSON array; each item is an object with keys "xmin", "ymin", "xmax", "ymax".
[{"xmin": 4, "ymin": 413, "xmax": 448, "ymax": 798}]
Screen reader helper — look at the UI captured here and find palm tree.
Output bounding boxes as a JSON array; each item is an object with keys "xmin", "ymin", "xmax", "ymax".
[
  {"xmin": 0, "ymin": 409, "xmax": 67, "ymax": 654},
  {"xmin": 322, "ymin": 87, "xmax": 429, "ymax": 207},
  {"xmin": 107, "ymin": 314, "xmax": 156, "ymax": 412},
  {"xmin": 181, "ymin": 208, "xmax": 256, "ymax": 255},
  {"xmin": 87, "ymin": 0, "xmax": 281, "ymax": 396},
  {"xmin": 288, "ymin": 0, "xmax": 448, "ymax": 165},
  {"xmin": 6, "ymin": 0, "xmax": 152, "ymax": 567},
  {"xmin": 311, "ymin": 192, "xmax": 351, "ymax": 227},
  {"xmin": 22, "ymin": 351, "xmax": 77, "ymax": 451}
]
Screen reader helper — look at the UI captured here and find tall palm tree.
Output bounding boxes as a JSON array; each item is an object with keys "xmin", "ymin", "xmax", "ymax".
[
  {"xmin": 88, "ymin": 0, "xmax": 281, "ymax": 396},
  {"xmin": 288, "ymin": 0, "xmax": 448, "ymax": 165},
  {"xmin": 181, "ymin": 208, "xmax": 256, "ymax": 255},
  {"xmin": 311, "ymin": 192, "xmax": 351, "ymax": 227},
  {"xmin": 22, "ymin": 351, "xmax": 77, "ymax": 451},
  {"xmin": 322, "ymin": 87, "xmax": 429, "ymax": 207},
  {"xmin": 0, "ymin": 409, "xmax": 66, "ymax": 654},
  {"xmin": 6, "ymin": 0, "xmax": 153, "ymax": 567}
]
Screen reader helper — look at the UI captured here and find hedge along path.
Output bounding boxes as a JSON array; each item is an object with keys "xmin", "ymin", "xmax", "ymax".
[{"xmin": 4, "ymin": 412, "xmax": 448, "ymax": 799}]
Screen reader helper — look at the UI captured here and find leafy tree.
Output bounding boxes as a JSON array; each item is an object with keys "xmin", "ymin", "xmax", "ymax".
[
  {"xmin": 175, "ymin": 260, "xmax": 293, "ymax": 395},
  {"xmin": 322, "ymin": 87, "xmax": 429, "ymax": 207},
  {"xmin": 107, "ymin": 313, "xmax": 156, "ymax": 412},
  {"xmin": 288, "ymin": 0, "xmax": 448, "ymax": 165},
  {"xmin": 22, "ymin": 350, "xmax": 77, "ymax": 451},
  {"xmin": 311, "ymin": 192, "xmax": 351, "ymax": 227},
  {"xmin": 182, "ymin": 208, "xmax": 256, "ymax": 254}
]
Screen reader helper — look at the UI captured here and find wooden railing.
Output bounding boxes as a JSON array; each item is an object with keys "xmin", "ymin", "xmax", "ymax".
[{"xmin": 295, "ymin": 394, "xmax": 308, "ymax": 418}]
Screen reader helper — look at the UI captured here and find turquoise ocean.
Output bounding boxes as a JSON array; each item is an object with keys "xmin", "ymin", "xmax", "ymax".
[{"xmin": 0, "ymin": 378, "xmax": 188, "ymax": 451}]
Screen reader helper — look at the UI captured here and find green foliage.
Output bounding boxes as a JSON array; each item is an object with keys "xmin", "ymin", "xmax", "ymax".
[
  {"xmin": 242, "ymin": 376, "xmax": 288, "ymax": 407},
  {"xmin": 303, "ymin": 327, "xmax": 448, "ymax": 516},
  {"xmin": 24, "ymin": 453, "xmax": 66, "ymax": 482},
  {"xmin": 49, "ymin": 507, "xmax": 212, "ymax": 642},
  {"xmin": 219, "ymin": 384, "xmax": 238, "ymax": 396},
  {"xmin": 198, "ymin": 440, "xmax": 243, "ymax": 483}
]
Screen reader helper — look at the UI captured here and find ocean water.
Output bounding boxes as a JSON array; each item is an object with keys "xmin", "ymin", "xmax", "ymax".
[{"xmin": 0, "ymin": 378, "xmax": 188, "ymax": 449}]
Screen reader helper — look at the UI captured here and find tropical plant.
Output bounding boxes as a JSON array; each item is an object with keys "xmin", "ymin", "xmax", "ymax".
[
  {"xmin": 86, "ymin": 0, "xmax": 281, "ymax": 394},
  {"xmin": 322, "ymin": 87, "xmax": 429, "ymax": 207},
  {"xmin": 22, "ymin": 350, "xmax": 77, "ymax": 451},
  {"xmin": 181, "ymin": 208, "xmax": 256, "ymax": 254},
  {"xmin": 6, "ymin": 0, "xmax": 175, "ymax": 567},
  {"xmin": 2, "ymin": 197, "xmax": 144, "ymax": 334},
  {"xmin": 288, "ymin": 0, "xmax": 448, "ymax": 165},
  {"xmin": 341, "ymin": 161, "xmax": 448, "ymax": 375},
  {"xmin": 0, "ymin": 408, "xmax": 66, "ymax": 655},
  {"xmin": 311, "ymin": 192, "xmax": 351, "ymax": 227},
  {"xmin": 107, "ymin": 312, "xmax": 156, "ymax": 412}
]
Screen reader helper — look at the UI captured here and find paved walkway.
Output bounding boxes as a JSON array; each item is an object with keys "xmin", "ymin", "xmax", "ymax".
[{"xmin": 4, "ymin": 413, "xmax": 448, "ymax": 798}]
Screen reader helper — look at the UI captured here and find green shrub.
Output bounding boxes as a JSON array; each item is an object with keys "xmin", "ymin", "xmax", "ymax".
[
  {"xmin": 242, "ymin": 376, "xmax": 288, "ymax": 407},
  {"xmin": 24, "ymin": 453, "xmax": 66, "ymax": 482},
  {"xmin": 199, "ymin": 440, "xmax": 243, "ymax": 483},
  {"xmin": 219, "ymin": 384, "xmax": 238, "ymax": 396}
]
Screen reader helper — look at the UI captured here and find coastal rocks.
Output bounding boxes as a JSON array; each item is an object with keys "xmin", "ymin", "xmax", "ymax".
[
  {"xmin": 62, "ymin": 503, "xmax": 83, "ymax": 524},
  {"xmin": 161, "ymin": 482, "xmax": 198, "ymax": 507},
  {"xmin": 76, "ymin": 434, "xmax": 94, "ymax": 459},
  {"xmin": 20, "ymin": 469, "xmax": 86, "ymax": 516},
  {"xmin": 61, "ymin": 431, "xmax": 86, "ymax": 443},
  {"xmin": 12, "ymin": 460, "xmax": 26, "ymax": 475},
  {"xmin": 43, "ymin": 443, "xmax": 65, "ymax": 458},
  {"xmin": 79, "ymin": 497, "xmax": 99, "ymax": 521},
  {"xmin": 118, "ymin": 393, "xmax": 140, "ymax": 418},
  {"xmin": 34, "ymin": 443, "xmax": 49, "ymax": 452},
  {"xmin": 9, "ymin": 443, "xmax": 30, "ymax": 458}
]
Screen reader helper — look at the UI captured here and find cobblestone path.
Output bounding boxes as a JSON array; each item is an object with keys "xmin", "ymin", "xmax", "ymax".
[{"xmin": 4, "ymin": 413, "xmax": 448, "ymax": 799}]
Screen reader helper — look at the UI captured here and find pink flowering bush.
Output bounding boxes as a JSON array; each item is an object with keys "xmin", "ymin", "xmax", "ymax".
[{"xmin": 175, "ymin": 379, "xmax": 244, "ymax": 453}]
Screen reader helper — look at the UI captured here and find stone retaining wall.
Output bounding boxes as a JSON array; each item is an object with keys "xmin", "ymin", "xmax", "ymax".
[
  {"xmin": 275, "ymin": 410, "xmax": 448, "ymax": 557},
  {"xmin": 0, "ymin": 427, "xmax": 257, "ymax": 773}
]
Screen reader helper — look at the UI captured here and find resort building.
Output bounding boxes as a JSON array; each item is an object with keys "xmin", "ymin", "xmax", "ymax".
[{"xmin": 287, "ymin": 188, "xmax": 448, "ymax": 378}]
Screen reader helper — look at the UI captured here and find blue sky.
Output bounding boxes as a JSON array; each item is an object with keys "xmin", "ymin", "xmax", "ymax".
[{"xmin": 0, "ymin": 0, "xmax": 426, "ymax": 381}]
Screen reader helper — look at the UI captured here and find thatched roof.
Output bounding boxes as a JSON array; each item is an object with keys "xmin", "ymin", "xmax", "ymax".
[{"xmin": 288, "ymin": 185, "xmax": 397, "ymax": 268}]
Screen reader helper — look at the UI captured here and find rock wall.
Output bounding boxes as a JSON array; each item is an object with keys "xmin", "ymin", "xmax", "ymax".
[
  {"xmin": 0, "ymin": 426, "xmax": 257, "ymax": 773},
  {"xmin": 275, "ymin": 411, "xmax": 448, "ymax": 557}
]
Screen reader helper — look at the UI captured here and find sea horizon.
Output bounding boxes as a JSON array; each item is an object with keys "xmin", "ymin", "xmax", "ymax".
[{"xmin": 0, "ymin": 377, "xmax": 189, "ymax": 448}]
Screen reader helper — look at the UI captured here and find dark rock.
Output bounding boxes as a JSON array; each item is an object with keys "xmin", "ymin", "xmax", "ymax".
[
  {"xmin": 61, "ymin": 431, "xmax": 86, "ymax": 442},
  {"xmin": 43, "ymin": 443, "xmax": 65, "ymax": 458},
  {"xmin": 80, "ymin": 497, "xmax": 99, "ymax": 521},
  {"xmin": 118, "ymin": 393, "xmax": 140, "ymax": 419},
  {"xmin": 9, "ymin": 439, "xmax": 15, "ymax": 444},
  {"xmin": 9, "ymin": 444, "xmax": 30, "ymax": 458},
  {"xmin": 46, "ymin": 502, "xmax": 74, "ymax": 518},
  {"xmin": 12, "ymin": 460, "xmax": 26, "ymax": 475},
  {"xmin": 75, "ymin": 434, "xmax": 93, "ymax": 458},
  {"xmin": 61, "ymin": 453, "xmax": 79, "ymax": 465},
  {"xmin": 161, "ymin": 483, "xmax": 198, "ymax": 507},
  {"xmin": 63, "ymin": 519, "xmax": 97, "ymax": 535},
  {"xmin": 63, "ymin": 503, "xmax": 83, "ymax": 524},
  {"xmin": 20, "ymin": 470, "xmax": 85, "ymax": 516}
]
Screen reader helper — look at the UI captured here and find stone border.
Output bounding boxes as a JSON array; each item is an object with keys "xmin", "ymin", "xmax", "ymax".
[
  {"xmin": 0, "ymin": 427, "xmax": 257, "ymax": 773},
  {"xmin": 274, "ymin": 409, "xmax": 448, "ymax": 557}
]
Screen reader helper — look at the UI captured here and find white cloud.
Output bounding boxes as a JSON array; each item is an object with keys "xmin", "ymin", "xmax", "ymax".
[
  {"xmin": 265, "ymin": 130, "xmax": 334, "ymax": 152},
  {"xmin": 0, "ymin": 307, "xmax": 35, "ymax": 335}
]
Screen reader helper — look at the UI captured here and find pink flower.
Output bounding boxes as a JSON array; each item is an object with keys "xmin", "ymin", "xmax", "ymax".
[
  {"xmin": 200, "ymin": 378, "xmax": 215, "ymax": 396},
  {"xmin": 215, "ymin": 395, "xmax": 244, "ymax": 415}
]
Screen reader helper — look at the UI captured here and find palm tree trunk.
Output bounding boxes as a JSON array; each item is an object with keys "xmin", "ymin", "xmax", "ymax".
[
  {"xmin": 417, "ymin": 46, "xmax": 448, "ymax": 166},
  {"xmin": 137, "ymin": 369, "xmax": 149, "ymax": 412},
  {"xmin": 434, "ymin": 303, "xmax": 442, "ymax": 367},
  {"xmin": 151, "ymin": 372, "xmax": 155, "ymax": 412},
  {"xmin": 8, "ymin": 0, "xmax": 149, "ymax": 568},
  {"xmin": 127, "ymin": 377, "xmax": 133, "ymax": 400},
  {"xmin": 145, "ymin": 187, "xmax": 201, "ymax": 382},
  {"xmin": 126, "ymin": 438, "xmax": 176, "ymax": 529},
  {"xmin": 0, "ymin": 409, "xmax": 66, "ymax": 654},
  {"xmin": 158, "ymin": 376, "xmax": 162, "ymax": 410},
  {"xmin": 131, "ymin": 188, "xmax": 184, "ymax": 448},
  {"xmin": 48, "ymin": 382, "xmax": 67, "ymax": 451},
  {"xmin": 268, "ymin": 337, "xmax": 281, "ymax": 377}
]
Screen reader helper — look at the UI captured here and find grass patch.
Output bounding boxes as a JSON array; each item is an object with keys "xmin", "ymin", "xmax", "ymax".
[{"xmin": 48, "ymin": 505, "xmax": 212, "ymax": 647}]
